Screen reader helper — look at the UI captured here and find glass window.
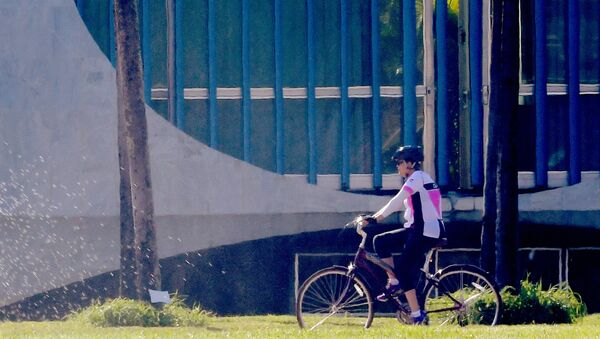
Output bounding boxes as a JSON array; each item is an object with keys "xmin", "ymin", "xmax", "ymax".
[
  {"xmin": 316, "ymin": 99, "xmax": 341, "ymax": 174},
  {"xmin": 516, "ymin": 96, "xmax": 536, "ymax": 171},
  {"xmin": 579, "ymin": 0, "xmax": 599, "ymax": 84},
  {"xmin": 77, "ymin": 1, "xmax": 111, "ymax": 58},
  {"xmin": 250, "ymin": 100, "xmax": 276, "ymax": 171},
  {"xmin": 522, "ymin": 0, "xmax": 598, "ymax": 84},
  {"xmin": 381, "ymin": 97, "xmax": 403, "ymax": 173},
  {"xmin": 183, "ymin": 100, "xmax": 210, "ymax": 145},
  {"xmin": 148, "ymin": 0, "xmax": 167, "ymax": 88},
  {"xmin": 379, "ymin": 97, "xmax": 423, "ymax": 174},
  {"xmin": 152, "ymin": 101, "xmax": 169, "ymax": 121},
  {"xmin": 349, "ymin": 99, "xmax": 373, "ymax": 174},
  {"xmin": 182, "ymin": 0, "xmax": 208, "ymax": 88},
  {"xmin": 75, "ymin": 0, "xmax": 435, "ymax": 182},
  {"xmin": 349, "ymin": 1, "xmax": 372, "ymax": 87},
  {"xmin": 250, "ymin": 0, "xmax": 275, "ymax": 87},
  {"xmin": 519, "ymin": 0, "xmax": 534, "ymax": 84},
  {"xmin": 580, "ymin": 95, "xmax": 600, "ymax": 170},
  {"xmin": 379, "ymin": 0, "xmax": 424, "ymax": 86},
  {"xmin": 380, "ymin": 0, "xmax": 403, "ymax": 85},
  {"xmin": 414, "ymin": 1, "xmax": 424, "ymax": 84},
  {"xmin": 284, "ymin": 100, "xmax": 308, "ymax": 174},
  {"xmin": 282, "ymin": 0, "xmax": 307, "ymax": 87},
  {"xmin": 515, "ymin": 94, "xmax": 598, "ymax": 173},
  {"xmin": 148, "ymin": 0, "xmax": 168, "ymax": 118},
  {"xmin": 546, "ymin": 96, "xmax": 568, "ymax": 170},
  {"xmin": 437, "ymin": 0, "xmax": 461, "ymax": 187},
  {"xmin": 546, "ymin": 0, "xmax": 567, "ymax": 83},
  {"xmin": 314, "ymin": 1, "xmax": 340, "ymax": 87},
  {"xmin": 216, "ymin": 1, "xmax": 242, "ymax": 87},
  {"xmin": 217, "ymin": 100, "xmax": 242, "ymax": 159}
]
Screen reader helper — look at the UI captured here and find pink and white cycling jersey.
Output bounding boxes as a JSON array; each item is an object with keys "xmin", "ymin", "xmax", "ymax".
[{"xmin": 375, "ymin": 171, "xmax": 444, "ymax": 238}]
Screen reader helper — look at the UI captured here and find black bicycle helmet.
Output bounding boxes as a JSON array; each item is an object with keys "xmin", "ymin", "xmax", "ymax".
[{"xmin": 392, "ymin": 145, "xmax": 424, "ymax": 163}]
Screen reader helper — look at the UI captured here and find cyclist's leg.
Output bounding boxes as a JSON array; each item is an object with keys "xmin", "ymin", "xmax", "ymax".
[
  {"xmin": 396, "ymin": 230, "xmax": 438, "ymax": 315},
  {"xmin": 363, "ymin": 223, "xmax": 399, "ymax": 253},
  {"xmin": 373, "ymin": 227, "xmax": 410, "ymax": 280}
]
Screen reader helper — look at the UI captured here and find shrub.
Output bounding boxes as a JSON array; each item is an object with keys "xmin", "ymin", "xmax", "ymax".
[
  {"xmin": 475, "ymin": 278, "xmax": 587, "ymax": 325},
  {"xmin": 70, "ymin": 296, "xmax": 212, "ymax": 327},
  {"xmin": 158, "ymin": 297, "xmax": 211, "ymax": 327}
]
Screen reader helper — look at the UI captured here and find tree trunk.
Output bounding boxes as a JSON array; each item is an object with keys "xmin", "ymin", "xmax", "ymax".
[
  {"xmin": 481, "ymin": 0, "xmax": 502, "ymax": 277},
  {"xmin": 480, "ymin": 113, "xmax": 497, "ymax": 275},
  {"xmin": 489, "ymin": 0, "xmax": 520, "ymax": 289},
  {"xmin": 114, "ymin": 0, "xmax": 160, "ymax": 300},
  {"xmin": 118, "ymin": 89, "xmax": 138, "ymax": 299}
]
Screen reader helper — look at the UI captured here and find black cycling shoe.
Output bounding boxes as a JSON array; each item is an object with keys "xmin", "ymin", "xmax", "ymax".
[
  {"xmin": 411, "ymin": 310, "xmax": 429, "ymax": 325},
  {"xmin": 376, "ymin": 283, "xmax": 402, "ymax": 302}
]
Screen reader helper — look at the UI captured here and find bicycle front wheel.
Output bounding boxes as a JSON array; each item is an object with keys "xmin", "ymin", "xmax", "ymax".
[
  {"xmin": 423, "ymin": 265, "xmax": 502, "ymax": 326},
  {"xmin": 296, "ymin": 267, "xmax": 374, "ymax": 330}
]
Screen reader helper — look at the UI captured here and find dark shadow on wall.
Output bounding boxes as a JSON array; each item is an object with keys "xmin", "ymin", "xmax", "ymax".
[{"xmin": 1, "ymin": 221, "xmax": 599, "ymax": 320}]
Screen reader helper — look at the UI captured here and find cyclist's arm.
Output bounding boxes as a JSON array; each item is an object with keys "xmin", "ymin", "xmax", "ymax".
[{"xmin": 372, "ymin": 185, "xmax": 414, "ymax": 221}]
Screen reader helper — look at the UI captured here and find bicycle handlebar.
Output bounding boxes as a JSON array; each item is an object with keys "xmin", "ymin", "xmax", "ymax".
[{"xmin": 346, "ymin": 216, "xmax": 369, "ymax": 249}]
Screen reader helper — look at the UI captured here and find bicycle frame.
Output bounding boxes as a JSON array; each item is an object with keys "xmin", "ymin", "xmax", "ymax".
[
  {"xmin": 350, "ymin": 222, "xmax": 431, "ymax": 282},
  {"xmin": 296, "ymin": 219, "xmax": 502, "ymax": 328},
  {"xmin": 346, "ymin": 221, "xmax": 460, "ymax": 316}
]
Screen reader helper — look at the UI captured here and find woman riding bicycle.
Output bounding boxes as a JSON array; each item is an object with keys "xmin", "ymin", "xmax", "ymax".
[{"xmin": 360, "ymin": 145, "xmax": 447, "ymax": 325}]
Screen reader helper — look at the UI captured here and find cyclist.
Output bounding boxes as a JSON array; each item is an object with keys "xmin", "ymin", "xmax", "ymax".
[{"xmin": 360, "ymin": 145, "xmax": 446, "ymax": 325}]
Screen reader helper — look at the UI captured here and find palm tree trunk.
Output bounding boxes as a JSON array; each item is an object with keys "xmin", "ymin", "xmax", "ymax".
[
  {"xmin": 118, "ymin": 92, "xmax": 138, "ymax": 299},
  {"xmin": 490, "ymin": 0, "xmax": 520, "ymax": 289},
  {"xmin": 481, "ymin": 0, "xmax": 501, "ymax": 277},
  {"xmin": 481, "ymin": 115, "xmax": 497, "ymax": 275},
  {"xmin": 114, "ymin": 0, "xmax": 160, "ymax": 300}
]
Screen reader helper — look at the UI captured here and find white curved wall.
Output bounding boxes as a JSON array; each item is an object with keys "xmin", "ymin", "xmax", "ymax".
[{"xmin": 0, "ymin": 0, "xmax": 389, "ymax": 306}]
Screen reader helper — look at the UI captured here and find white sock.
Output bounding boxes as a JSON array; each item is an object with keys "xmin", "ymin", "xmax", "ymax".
[
  {"xmin": 388, "ymin": 278, "xmax": 399, "ymax": 286},
  {"xmin": 411, "ymin": 310, "xmax": 422, "ymax": 318}
]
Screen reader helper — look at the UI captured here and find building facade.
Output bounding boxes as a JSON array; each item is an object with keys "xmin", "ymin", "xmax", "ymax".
[{"xmin": 76, "ymin": 0, "xmax": 599, "ymax": 191}]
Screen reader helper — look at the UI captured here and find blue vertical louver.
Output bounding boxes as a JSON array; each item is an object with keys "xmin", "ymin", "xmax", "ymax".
[
  {"xmin": 108, "ymin": 0, "xmax": 115, "ymax": 66},
  {"xmin": 307, "ymin": 0, "xmax": 317, "ymax": 184},
  {"xmin": 174, "ymin": 0, "xmax": 184, "ymax": 130},
  {"xmin": 567, "ymin": 0, "xmax": 581, "ymax": 184},
  {"xmin": 242, "ymin": 0, "xmax": 252, "ymax": 162},
  {"xmin": 535, "ymin": 0, "xmax": 548, "ymax": 187},
  {"xmin": 167, "ymin": 0, "xmax": 183, "ymax": 127},
  {"xmin": 274, "ymin": 0, "xmax": 285, "ymax": 174},
  {"xmin": 469, "ymin": 0, "xmax": 483, "ymax": 187},
  {"xmin": 436, "ymin": 0, "xmax": 449, "ymax": 187},
  {"xmin": 403, "ymin": 0, "xmax": 417, "ymax": 146},
  {"xmin": 340, "ymin": 0, "xmax": 350, "ymax": 190},
  {"xmin": 208, "ymin": 0, "xmax": 218, "ymax": 148},
  {"xmin": 141, "ymin": 0, "xmax": 152, "ymax": 105},
  {"xmin": 371, "ymin": 0, "xmax": 382, "ymax": 189}
]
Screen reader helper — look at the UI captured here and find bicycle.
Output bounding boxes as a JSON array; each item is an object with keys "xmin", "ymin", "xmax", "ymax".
[{"xmin": 295, "ymin": 217, "xmax": 502, "ymax": 329}]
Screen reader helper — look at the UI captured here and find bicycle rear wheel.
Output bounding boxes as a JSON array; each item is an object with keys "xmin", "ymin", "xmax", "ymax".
[
  {"xmin": 423, "ymin": 265, "xmax": 502, "ymax": 326},
  {"xmin": 296, "ymin": 267, "xmax": 374, "ymax": 330}
]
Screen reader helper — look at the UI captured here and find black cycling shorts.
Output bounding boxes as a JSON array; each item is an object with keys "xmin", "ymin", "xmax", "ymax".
[{"xmin": 372, "ymin": 226, "xmax": 439, "ymax": 291}]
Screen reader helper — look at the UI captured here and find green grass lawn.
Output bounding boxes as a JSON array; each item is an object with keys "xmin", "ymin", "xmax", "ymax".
[{"xmin": 1, "ymin": 314, "xmax": 599, "ymax": 338}]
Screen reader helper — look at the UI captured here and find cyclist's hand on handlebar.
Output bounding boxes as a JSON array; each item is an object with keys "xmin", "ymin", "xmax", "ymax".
[{"xmin": 357, "ymin": 214, "xmax": 377, "ymax": 226}]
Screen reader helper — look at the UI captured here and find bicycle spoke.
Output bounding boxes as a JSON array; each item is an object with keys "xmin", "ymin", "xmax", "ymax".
[
  {"xmin": 309, "ymin": 310, "xmax": 339, "ymax": 331},
  {"xmin": 423, "ymin": 267, "xmax": 501, "ymax": 326},
  {"xmin": 305, "ymin": 306, "xmax": 333, "ymax": 314},
  {"xmin": 304, "ymin": 288, "xmax": 333, "ymax": 307},
  {"xmin": 297, "ymin": 268, "xmax": 373, "ymax": 329}
]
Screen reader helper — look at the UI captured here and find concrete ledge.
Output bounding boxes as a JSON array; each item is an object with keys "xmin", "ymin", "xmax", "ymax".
[
  {"xmin": 450, "ymin": 195, "xmax": 475, "ymax": 211},
  {"xmin": 519, "ymin": 176, "xmax": 600, "ymax": 212}
]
